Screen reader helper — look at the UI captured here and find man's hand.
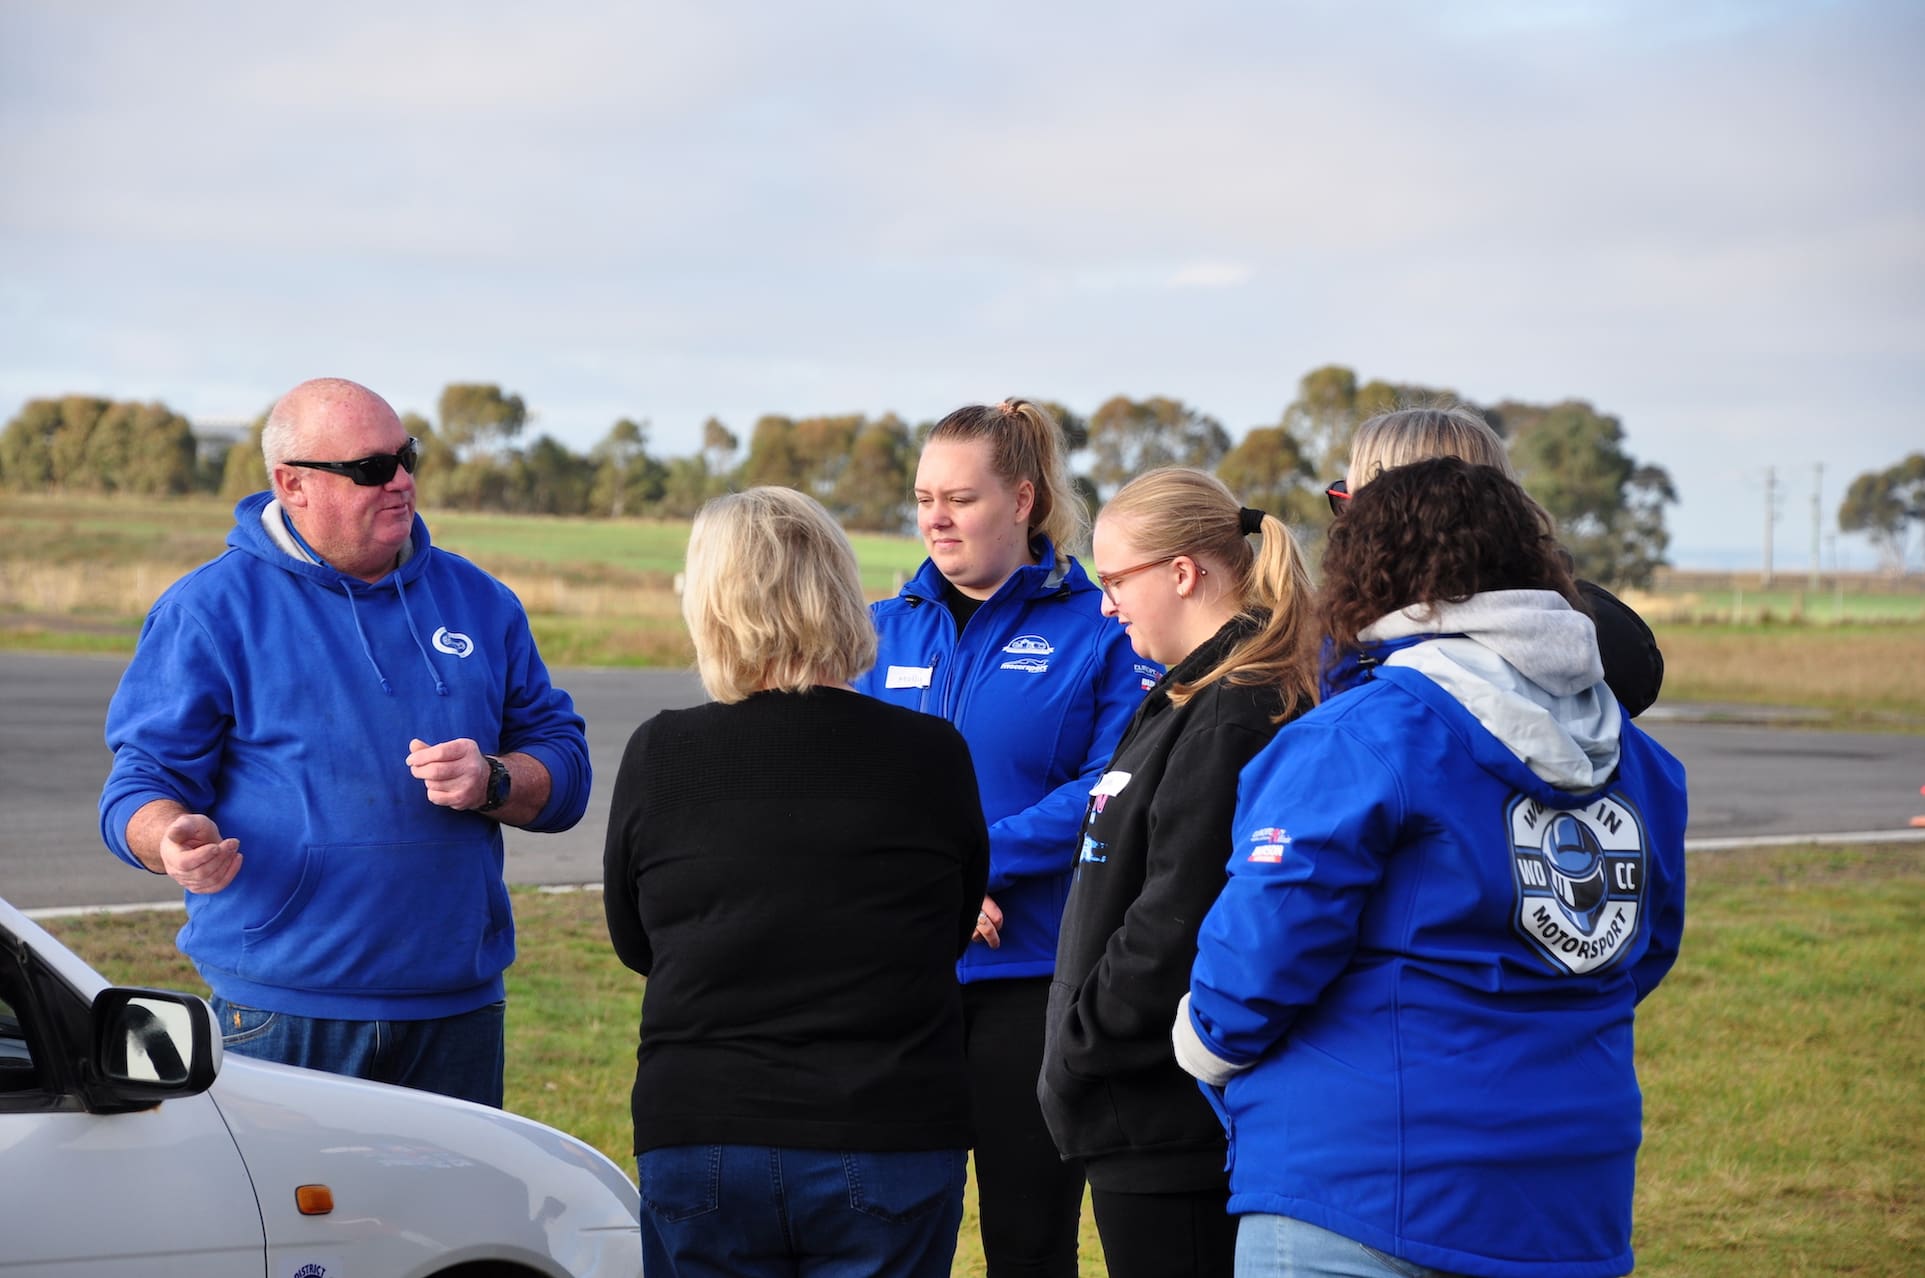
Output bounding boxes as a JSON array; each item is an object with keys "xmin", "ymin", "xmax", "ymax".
[
  {"xmin": 158, "ymin": 812, "xmax": 242, "ymax": 894},
  {"xmin": 407, "ymin": 737, "xmax": 490, "ymax": 811}
]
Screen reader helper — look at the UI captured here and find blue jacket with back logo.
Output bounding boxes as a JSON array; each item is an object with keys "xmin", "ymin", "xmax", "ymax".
[
  {"xmin": 1176, "ymin": 592, "xmax": 1688, "ymax": 1278},
  {"xmin": 855, "ymin": 543, "xmax": 1156, "ymax": 983}
]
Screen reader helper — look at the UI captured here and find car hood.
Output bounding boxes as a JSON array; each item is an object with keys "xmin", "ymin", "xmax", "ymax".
[{"xmin": 209, "ymin": 1052, "xmax": 639, "ymax": 1271}]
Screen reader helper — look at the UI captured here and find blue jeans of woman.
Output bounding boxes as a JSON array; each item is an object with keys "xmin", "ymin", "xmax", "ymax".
[
  {"xmin": 637, "ymin": 1144, "xmax": 966, "ymax": 1278},
  {"xmin": 1235, "ymin": 1215, "xmax": 1469, "ymax": 1278}
]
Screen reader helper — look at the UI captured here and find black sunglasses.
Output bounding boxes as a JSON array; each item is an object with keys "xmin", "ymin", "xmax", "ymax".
[
  {"xmin": 284, "ymin": 437, "xmax": 420, "ymax": 487},
  {"xmin": 1325, "ymin": 478, "xmax": 1350, "ymax": 516}
]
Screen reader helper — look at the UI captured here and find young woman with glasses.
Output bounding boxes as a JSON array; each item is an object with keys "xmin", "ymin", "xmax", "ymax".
[{"xmin": 1040, "ymin": 468, "xmax": 1318, "ymax": 1278}]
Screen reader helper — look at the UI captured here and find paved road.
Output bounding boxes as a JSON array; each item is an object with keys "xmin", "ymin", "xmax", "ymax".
[
  {"xmin": 5, "ymin": 652, "xmax": 1923, "ymax": 911},
  {"xmin": 2, "ymin": 653, "xmax": 707, "ymax": 911}
]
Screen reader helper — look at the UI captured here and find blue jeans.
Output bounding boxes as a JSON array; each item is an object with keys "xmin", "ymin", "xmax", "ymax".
[
  {"xmin": 637, "ymin": 1144, "xmax": 966, "ymax": 1278},
  {"xmin": 210, "ymin": 995, "xmax": 505, "ymax": 1107},
  {"xmin": 1235, "ymin": 1215, "xmax": 1468, "ymax": 1278}
]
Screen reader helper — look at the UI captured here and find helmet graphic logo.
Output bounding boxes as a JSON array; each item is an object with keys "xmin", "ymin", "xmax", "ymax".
[
  {"xmin": 1508, "ymin": 792, "xmax": 1649, "ymax": 975},
  {"xmin": 1542, "ymin": 813, "xmax": 1609, "ymax": 935}
]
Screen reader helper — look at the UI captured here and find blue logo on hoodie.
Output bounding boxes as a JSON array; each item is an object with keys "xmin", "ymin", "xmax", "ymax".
[{"xmin": 432, "ymin": 627, "xmax": 475, "ymax": 658}]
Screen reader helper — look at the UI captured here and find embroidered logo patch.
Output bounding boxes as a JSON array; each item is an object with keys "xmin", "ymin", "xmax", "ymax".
[
  {"xmin": 1001, "ymin": 633, "xmax": 1054, "ymax": 674},
  {"xmin": 431, "ymin": 626, "xmax": 475, "ymax": 658},
  {"xmin": 1507, "ymin": 793, "xmax": 1649, "ymax": 974}
]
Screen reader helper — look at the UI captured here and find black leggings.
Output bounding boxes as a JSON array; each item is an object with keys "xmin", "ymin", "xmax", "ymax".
[
  {"xmin": 1090, "ymin": 1185, "xmax": 1238, "ymax": 1278},
  {"xmin": 962, "ymin": 977, "xmax": 1086, "ymax": 1277}
]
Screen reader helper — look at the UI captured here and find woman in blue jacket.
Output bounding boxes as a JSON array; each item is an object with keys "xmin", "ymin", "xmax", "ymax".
[
  {"xmin": 1175, "ymin": 459, "xmax": 1687, "ymax": 1278},
  {"xmin": 856, "ymin": 398, "xmax": 1154, "ymax": 1277}
]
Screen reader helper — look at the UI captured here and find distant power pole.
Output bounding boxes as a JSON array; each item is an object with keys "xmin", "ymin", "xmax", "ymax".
[
  {"xmin": 1762, "ymin": 466, "xmax": 1776, "ymax": 587},
  {"xmin": 1810, "ymin": 463, "xmax": 1823, "ymax": 591}
]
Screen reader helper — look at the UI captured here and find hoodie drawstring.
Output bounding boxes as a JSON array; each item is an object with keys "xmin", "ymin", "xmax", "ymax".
[
  {"xmin": 274, "ymin": 504, "xmax": 443, "ymax": 696},
  {"xmin": 340, "ymin": 580, "xmax": 395, "ymax": 695},
  {"xmin": 393, "ymin": 576, "xmax": 450, "ymax": 697}
]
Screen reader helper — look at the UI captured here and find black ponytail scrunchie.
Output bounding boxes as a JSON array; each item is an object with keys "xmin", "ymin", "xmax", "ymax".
[{"xmin": 1238, "ymin": 506, "xmax": 1267, "ymax": 536}]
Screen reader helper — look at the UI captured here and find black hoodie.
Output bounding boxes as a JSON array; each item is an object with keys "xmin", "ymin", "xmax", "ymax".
[{"xmin": 1039, "ymin": 615, "xmax": 1306, "ymax": 1191}]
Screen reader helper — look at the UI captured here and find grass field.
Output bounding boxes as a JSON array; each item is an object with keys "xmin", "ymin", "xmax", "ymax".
[
  {"xmin": 1640, "ymin": 572, "xmax": 1925, "ymax": 626},
  {"xmin": 1649, "ymin": 624, "xmax": 1925, "ymax": 724},
  {"xmin": 5, "ymin": 493, "xmax": 1923, "ymax": 724},
  {"xmin": 38, "ymin": 843, "xmax": 1925, "ymax": 1276}
]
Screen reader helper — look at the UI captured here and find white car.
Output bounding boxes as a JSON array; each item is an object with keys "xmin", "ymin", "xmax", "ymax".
[{"xmin": 0, "ymin": 895, "xmax": 640, "ymax": 1276}]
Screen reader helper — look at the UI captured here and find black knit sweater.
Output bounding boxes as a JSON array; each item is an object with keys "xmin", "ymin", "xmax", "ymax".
[{"xmin": 603, "ymin": 687, "xmax": 989, "ymax": 1154}]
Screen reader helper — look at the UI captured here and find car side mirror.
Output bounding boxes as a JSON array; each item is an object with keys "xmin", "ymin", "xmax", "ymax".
[{"xmin": 85, "ymin": 988, "xmax": 221, "ymax": 1112}]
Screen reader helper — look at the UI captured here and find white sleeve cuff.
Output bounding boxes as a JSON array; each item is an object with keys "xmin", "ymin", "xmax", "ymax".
[{"xmin": 1171, "ymin": 992, "xmax": 1250, "ymax": 1088}]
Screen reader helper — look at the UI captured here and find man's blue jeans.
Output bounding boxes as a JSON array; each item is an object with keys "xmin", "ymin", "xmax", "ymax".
[
  {"xmin": 637, "ymin": 1144, "xmax": 966, "ymax": 1278},
  {"xmin": 1235, "ymin": 1215, "xmax": 1468, "ymax": 1278},
  {"xmin": 210, "ymin": 995, "xmax": 505, "ymax": 1107}
]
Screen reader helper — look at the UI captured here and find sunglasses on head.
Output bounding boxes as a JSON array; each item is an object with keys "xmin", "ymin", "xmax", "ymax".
[
  {"xmin": 284, "ymin": 437, "xmax": 420, "ymax": 487},
  {"xmin": 1325, "ymin": 478, "xmax": 1350, "ymax": 516}
]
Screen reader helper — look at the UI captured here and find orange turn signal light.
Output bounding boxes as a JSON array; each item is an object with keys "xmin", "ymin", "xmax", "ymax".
[{"xmin": 295, "ymin": 1184, "xmax": 335, "ymax": 1216}]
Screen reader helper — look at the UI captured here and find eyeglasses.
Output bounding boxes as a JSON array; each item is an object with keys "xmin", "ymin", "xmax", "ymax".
[
  {"xmin": 1325, "ymin": 478, "xmax": 1350, "ymax": 516},
  {"xmin": 1095, "ymin": 556, "xmax": 1178, "ymax": 604},
  {"xmin": 284, "ymin": 438, "xmax": 420, "ymax": 487}
]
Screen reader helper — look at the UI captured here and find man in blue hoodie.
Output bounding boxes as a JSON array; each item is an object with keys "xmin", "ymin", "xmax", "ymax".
[{"xmin": 99, "ymin": 377, "xmax": 591, "ymax": 1107}]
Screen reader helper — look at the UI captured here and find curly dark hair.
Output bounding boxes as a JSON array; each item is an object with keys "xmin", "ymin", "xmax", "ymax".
[{"xmin": 1319, "ymin": 456, "xmax": 1580, "ymax": 653}]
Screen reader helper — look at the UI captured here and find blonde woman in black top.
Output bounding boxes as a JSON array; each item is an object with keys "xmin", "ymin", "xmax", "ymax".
[{"xmin": 604, "ymin": 486, "xmax": 989, "ymax": 1278}]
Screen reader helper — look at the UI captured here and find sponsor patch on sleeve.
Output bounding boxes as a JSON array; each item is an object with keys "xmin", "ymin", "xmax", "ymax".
[{"xmin": 1246, "ymin": 825, "xmax": 1290, "ymax": 863}]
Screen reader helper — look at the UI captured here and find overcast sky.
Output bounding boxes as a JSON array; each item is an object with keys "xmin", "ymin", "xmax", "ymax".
[{"xmin": 3, "ymin": 1, "xmax": 1919, "ymax": 568}]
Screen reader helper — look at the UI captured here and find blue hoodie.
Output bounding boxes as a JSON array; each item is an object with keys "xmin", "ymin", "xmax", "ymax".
[
  {"xmin": 1176, "ymin": 592, "xmax": 1688, "ymax": 1278},
  {"xmin": 100, "ymin": 492, "xmax": 591, "ymax": 1020},
  {"xmin": 854, "ymin": 543, "xmax": 1156, "ymax": 983}
]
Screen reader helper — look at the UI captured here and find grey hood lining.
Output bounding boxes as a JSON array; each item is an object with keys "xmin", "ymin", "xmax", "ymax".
[{"xmin": 1361, "ymin": 590, "xmax": 1621, "ymax": 791}]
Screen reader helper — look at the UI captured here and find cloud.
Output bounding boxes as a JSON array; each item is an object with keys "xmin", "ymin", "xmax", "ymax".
[
  {"xmin": 1168, "ymin": 262, "xmax": 1254, "ymax": 289},
  {"xmin": 2, "ymin": 1, "xmax": 1920, "ymax": 560}
]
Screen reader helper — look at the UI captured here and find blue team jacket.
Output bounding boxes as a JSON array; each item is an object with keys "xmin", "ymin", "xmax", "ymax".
[
  {"xmin": 855, "ymin": 544, "xmax": 1157, "ymax": 983},
  {"xmin": 1185, "ymin": 660, "xmax": 1687, "ymax": 1278}
]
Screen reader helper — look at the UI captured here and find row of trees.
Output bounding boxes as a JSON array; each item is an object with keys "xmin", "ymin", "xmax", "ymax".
[
  {"xmin": 2, "ymin": 366, "xmax": 1684, "ymax": 586},
  {"xmin": 0, "ymin": 396, "xmax": 207, "ymax": 495}
]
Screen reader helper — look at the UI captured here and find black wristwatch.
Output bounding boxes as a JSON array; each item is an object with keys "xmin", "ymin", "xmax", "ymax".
[{"xmin": 478, "ymin": 755, "xmax": 512, "ymax": 813}]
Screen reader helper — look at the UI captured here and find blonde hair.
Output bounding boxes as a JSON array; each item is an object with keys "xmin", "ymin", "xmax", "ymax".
[
  {"xmin": 681, "ymin": 486, "xmax": 878, "ymax": 703},
  {"xmin": 927, "ymin": 398, "xmax": 1088, "ymax": 553},
  {"xmin": 1100, "ymin": 468, "xmax": 1318, "ymax": 717},
  {"xmin": 1347, "ymin": 404, "xmax": 1514, "ymax": 491}
]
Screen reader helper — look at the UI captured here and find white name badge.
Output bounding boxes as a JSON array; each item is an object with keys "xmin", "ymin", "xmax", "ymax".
[
  {"xmin": 1092, "ymin": 769, "xmax": 1133, "ymax": 798},
  {"xmin": 886, "ymin": 665, "xmax": 934, "ymax": 689}
]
